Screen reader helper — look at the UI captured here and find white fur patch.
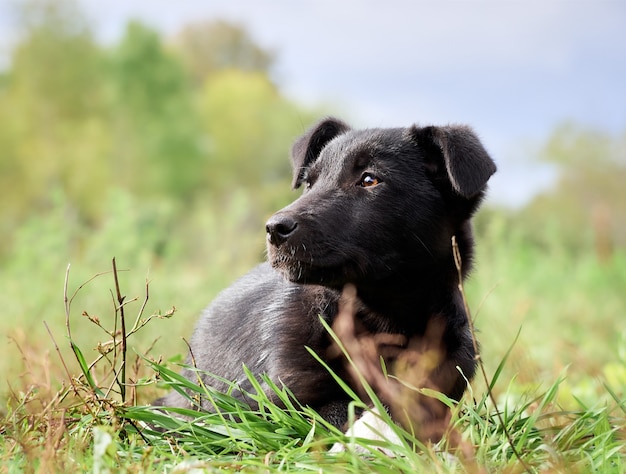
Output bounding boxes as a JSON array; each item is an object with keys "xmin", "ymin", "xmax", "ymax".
[{"xmin": 329, "ymin": 407, "xmax": 404, "ymax": 456}]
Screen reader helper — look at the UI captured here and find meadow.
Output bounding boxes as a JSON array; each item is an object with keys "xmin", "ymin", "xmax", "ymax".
[
  {"xmin": 1, "ymin": 187, "xmax": 625, "ymax": 472},
  {"xmin": 1, "ymin": 4, "xmax": 625, "ymax": 471}
]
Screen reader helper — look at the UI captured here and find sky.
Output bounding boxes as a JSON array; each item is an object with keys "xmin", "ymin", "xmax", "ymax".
[{"xmin": 1, "ymin": 0, "xmax": 625, "ymax": 207}]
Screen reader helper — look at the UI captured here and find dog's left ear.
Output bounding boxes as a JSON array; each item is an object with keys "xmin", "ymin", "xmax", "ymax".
[
  {"xmin": 412, "ymin": 125, "xmax": 497, "ymax": 198},
  {"xmin": 291, "ymin": 117, "xmax": 351, "ymax": 189}
]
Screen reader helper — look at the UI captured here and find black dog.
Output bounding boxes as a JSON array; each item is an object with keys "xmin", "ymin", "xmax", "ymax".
[{"xmin": 155, "ymin": 117, "xmax": 496, "ymax": 432}]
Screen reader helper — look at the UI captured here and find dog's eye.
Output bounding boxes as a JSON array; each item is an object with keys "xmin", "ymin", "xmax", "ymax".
[{"xmin": 359, "ymin": 173, "xmax": 381, "ymax": 188}]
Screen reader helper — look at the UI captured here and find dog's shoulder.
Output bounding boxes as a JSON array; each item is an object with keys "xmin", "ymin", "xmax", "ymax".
[{"xmin": 196, "ymin": 263, "xmax": 338, "ymax": 332}]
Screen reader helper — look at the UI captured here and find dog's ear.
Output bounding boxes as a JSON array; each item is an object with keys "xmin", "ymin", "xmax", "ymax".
[
  {"xmin": 413, "ymin": 125, "xmax": 496, "ymax": 198},
  {"xmin": 291, "ymin": 118, "xmax": 351, "ymax": 188}
]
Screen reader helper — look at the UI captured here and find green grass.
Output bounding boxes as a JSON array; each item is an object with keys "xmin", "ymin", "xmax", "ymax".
[
  {"xmin": 1, "ymin": 194, "xmax": 625, "ymax": 471},
  {"xmin": 3, "ymin": 342, "xmax": 624, "ymax": 472},
  {"xmin": 2, "ymin": 245, "xmax": 625, "ymax": 472},
  {"xmin": 469, "ymin": 214, "xmax": 626, "ymax": 415}
]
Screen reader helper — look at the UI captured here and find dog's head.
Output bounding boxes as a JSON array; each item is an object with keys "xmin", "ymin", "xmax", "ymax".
[{"xmin": 266, "ymin": 117, "xmax": 496, "ymax": 287}]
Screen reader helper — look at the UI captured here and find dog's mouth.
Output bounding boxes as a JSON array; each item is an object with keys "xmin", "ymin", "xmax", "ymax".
[
  {"xmin": 268, "ymin": 246, "xmax": 349, "ymax": 287},
  {"xmin": 270, "ymin": 255, "xmax": 332, "ymax": 285}
]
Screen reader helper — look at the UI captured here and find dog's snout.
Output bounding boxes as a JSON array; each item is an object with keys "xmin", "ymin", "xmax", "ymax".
[{"xmin": 266, "ymin": 215, "xmax": 298, "ymax": 246}]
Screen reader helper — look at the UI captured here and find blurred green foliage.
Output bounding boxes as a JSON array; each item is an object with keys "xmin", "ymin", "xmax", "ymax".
[
  {"xmin": 171, "ymin": 19, "xmax": 275, "ymax": 86},
  {"xmin": 516, "ymin": 124, "xmax": 626, "ymax": 258},
  {"xmin": 0, "ymin": 0, "xmax": 317, "ymax": 256},
  {"xmin": 0, "ymin": 0, "xmax": 320, "ymax": 393},
  {"xmin": 109, "ymin": 21, "xmax": 205, "ymax": 201},
  {"xmin": 0, "ymin": 0, "xmax": 624, "ymax": 411}
]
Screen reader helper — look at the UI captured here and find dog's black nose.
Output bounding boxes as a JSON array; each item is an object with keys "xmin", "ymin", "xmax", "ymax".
[{"xmin": 266, "ymin": 215, "xmax": 298, "ymax": 246}]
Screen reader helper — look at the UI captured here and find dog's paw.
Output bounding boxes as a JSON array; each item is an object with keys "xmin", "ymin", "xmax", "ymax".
[{"xmin": 329, "ymin": 407, "xmax": 403, "ymax": 456}]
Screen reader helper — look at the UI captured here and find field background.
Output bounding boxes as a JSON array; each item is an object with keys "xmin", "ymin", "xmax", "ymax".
[{"xmin": 1, "ymin": 2, "xmax": 625, "ymax": 471}]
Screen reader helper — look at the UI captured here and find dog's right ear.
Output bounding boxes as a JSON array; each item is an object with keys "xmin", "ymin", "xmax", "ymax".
[{"xmin": 291, "ymin": 118, "xmax": 351, "ymax": 188}]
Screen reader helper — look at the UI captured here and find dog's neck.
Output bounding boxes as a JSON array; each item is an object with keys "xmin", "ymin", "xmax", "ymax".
[
  {"xmin": 329, "ymin": 221, "xmax": 476, "ymax": 333},
  {"xmin": 353, "ymin": 264, "xmax": 460, "ymax": 333}
]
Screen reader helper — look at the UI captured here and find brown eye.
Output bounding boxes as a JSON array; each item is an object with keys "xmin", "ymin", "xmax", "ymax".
[{"xmin": 359, "ymin": 173, "xmax": 381, "ymax": 187}]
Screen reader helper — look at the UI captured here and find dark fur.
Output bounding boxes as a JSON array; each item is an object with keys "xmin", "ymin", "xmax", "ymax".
[{"xmin": 154, "ymin": 118, "xmax": 496, "ymax": 429}]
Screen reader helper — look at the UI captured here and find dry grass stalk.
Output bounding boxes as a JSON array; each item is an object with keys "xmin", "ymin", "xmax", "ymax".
[{"xmin": 330, "ymin": 284, "xmax": 473, "ymax": 458}]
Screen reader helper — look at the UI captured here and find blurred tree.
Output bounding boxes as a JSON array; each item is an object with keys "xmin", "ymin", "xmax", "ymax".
[
  {"xmin": 198, "ymin": 68, "xmax": 312, "ymax": 202},
  {"xmin": 109, "ymin": 22, "xmax": 204, "ymax": 201},
  {"xmin": 11, "ymin": 0, "xmax": 103, "ymax": 121},
  {"xmin": 517, "ymin": 123, "xmax": 626, "ymax": 259},
  {"xmin": 171, "ymin": 20, "xmax": 274, "ymax": 86},
  {"xmin": 0, "ymin": 0, "xmax": 109, "ymax": 228},
  {"xmin": 0, "ymin": 1, "xmax": 319, "ymax": 262}
]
